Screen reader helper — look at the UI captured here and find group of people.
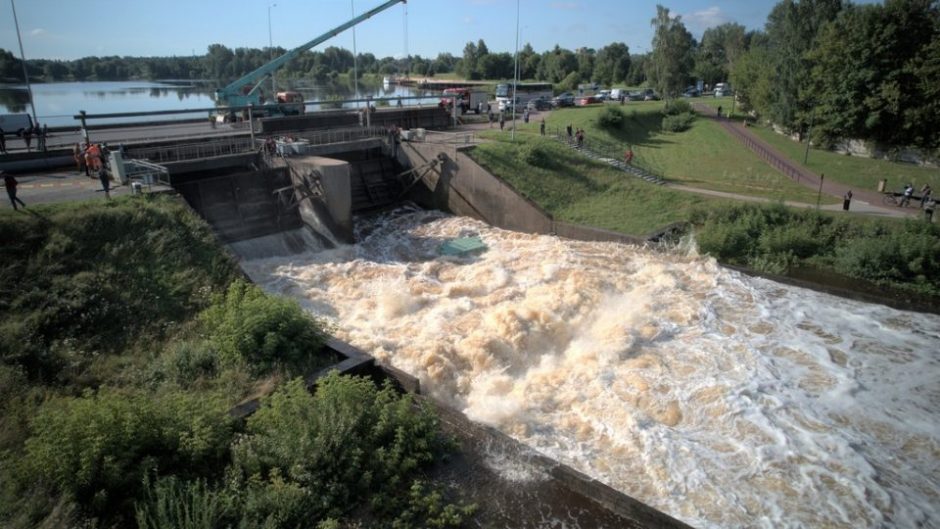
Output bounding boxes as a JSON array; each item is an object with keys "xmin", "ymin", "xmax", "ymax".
[
  {"xmin": 73, "ymin": 141, "xmax": 113, "ymax": 199},
  {"xmin": 564, "ymin": 124, "xmax": 586, "ymax": 148},
  {"xmin": 0, "ymin": 123, "xmax": 50, "ymax": 153},
  {"xmin": 899, "ymin": 183, "xmax": 936, "ymax": 221}
]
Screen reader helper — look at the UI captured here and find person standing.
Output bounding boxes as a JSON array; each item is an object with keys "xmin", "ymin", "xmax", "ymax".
[
  {"xmin": 0, "ymin": 128, "xmax": 6, "ymax": 154},
  {"xmin": 98, "ymin": 166, "xmax": 111, "ymax": 200},
  {"xmin": 499, "ymin": 113, "xmax": 505, "ymax": 131},
  {"xmin": 523, "ymin": 108, "xmax": 529, "ymax": 123},
  {"xmin": 22, "ymin": 126, "xmax": 32, "ymax": 152},
  {"xmin": 717, "ymin": 105, "xmax": 723, "ymax": 119},
  {"xmin": 566, "ymin": 124, "xmax": 573, "ymax": 143},
  {"xmin": 3, "ymin": 171, "xmax": 26, "ymax": 210},
  {"xmin": 919, "ymin": 184, "xmax": 932, "ymax": 207},
  {"xmin": 901, "ymin": 183, "xmax": 914, "ymax": 207},
  {"xmin": 40, "ymin": 123, "xmax": 48, "ymax": 151},
  {"xmin": 624, "ymin": 147, "xmax": 634, "ymax": 164},
  {"xmin": 488, "ymin": 110, "xmax": 494, "ymax": 128},
  {"xmin": 925, "ymin": 196, "xmax": 936, "ymax": 223},
  {"xmin": 539, "ymin": 119, "xmax": 545, "ymax": 136}
]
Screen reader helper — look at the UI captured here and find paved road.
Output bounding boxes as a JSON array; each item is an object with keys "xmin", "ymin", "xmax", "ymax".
[
  {"xmin": 3, "ymin": 168, "xmax": 170, "ymax": 210},
  {"xmin": 3, "ymin": 121, "xmax": 249, "ymax": 153}
]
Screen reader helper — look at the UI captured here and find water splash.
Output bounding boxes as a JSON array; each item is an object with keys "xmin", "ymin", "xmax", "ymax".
[{"xmin": 239, "ymin": 210, "xmax": 940, "ymax": 529}]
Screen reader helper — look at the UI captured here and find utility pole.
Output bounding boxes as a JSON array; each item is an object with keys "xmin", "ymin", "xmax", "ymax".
[
  {"xmin": 803, "ymin": 107, "xmax": 816, "ymax": 165},
  {"xmin": 351, "ymin": 0, "xmax": 359, "ymax": 110},
  {"xmin": 10, "ymin": 0, "xmax": 38, "ymax": 126},
  {"xmin": 268, "ymin": 3, "xmax": 277, "ymax": 94},
  {"xmin": 510, "ymin": 0, "xmax": 519, "ymax": 141}
]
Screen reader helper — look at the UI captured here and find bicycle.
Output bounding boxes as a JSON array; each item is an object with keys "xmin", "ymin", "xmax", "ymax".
[{"xmin": 882, "ymin": 193, "xmax": 900, "ymax": 206}]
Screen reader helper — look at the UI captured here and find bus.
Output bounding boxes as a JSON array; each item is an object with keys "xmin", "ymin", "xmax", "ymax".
[{"xmin": 495, "ymin": 82, "xmax": 553, "ymax": 110}]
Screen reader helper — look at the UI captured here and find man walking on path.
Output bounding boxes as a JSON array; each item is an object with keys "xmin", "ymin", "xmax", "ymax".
[
  {"xmin": 499, "ymin": 113, "xmax": 505, "ymax": 131},
  {"xmin": 0, "ymin": 128, "xmax": 6, "ymax": 154},
  {"xmin": 925, "ymin": 197, "xmax": 936, "ymax": 223},
  {"xmin": 98, "ymin": 166, "xmax": 111, "ymax": 200},
  {"xmin": 3, "ymin": 171, "xmax": 26, "ymax": 210},
  {"xmin": 23, "ymin": 127, "xmax": 32, "ymax": 152},
  {"xmin": 540, "ymin": 119, "xmax": 545, "ymax": 136}
]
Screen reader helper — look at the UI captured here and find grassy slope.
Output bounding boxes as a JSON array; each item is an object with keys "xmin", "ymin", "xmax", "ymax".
[
  {"xmin": 747, "ymin": 124, "xmax": 940, "ymax": 194},
  {"xmin": 516, "ymin": 102, "xmax": 838, "ymax": 205},
  {"xmin": 469, "ymin": 133, "xmax": 725, "ymax": 236}
]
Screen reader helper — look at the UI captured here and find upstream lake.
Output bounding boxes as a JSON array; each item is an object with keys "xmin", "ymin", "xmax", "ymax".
[{"xmin": 0, "ymin": 80, "xmax": 438, "ymax": 127}]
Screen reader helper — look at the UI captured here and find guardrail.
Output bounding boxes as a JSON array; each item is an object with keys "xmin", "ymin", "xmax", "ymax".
[
  {"xmin": 123, "ymin": 136, "xmax": 256, "ymax": 163},
  {"xmin": 547, "ymin": 125, "xmax": 666, "ymax": 181},
  {"xmin": 719, "ymin": 122, "xmax": 806, "ymax": 182}
]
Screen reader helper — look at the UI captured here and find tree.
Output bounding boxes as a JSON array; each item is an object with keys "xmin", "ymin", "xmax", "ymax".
[
  {"xmin": 809, "ymin": 0, "xmax": 940, "ymax": 148},
  {"xmin": 648, "ymin": 5, "xmax": 694, "ymax": 99},
  {"xmin": 694, "ymin": 22, "xmax": 746, "ymax": 87},
  {"xmin": 576, "ymin": 47, "xmax": 595, "ymax": 82},
  {"xmin": 626, "ymin": 53, "xmax": 649, "ymax": 86},
  {"xmin": 764, "ymin": 0, "xmax": 844, "ymax": 132},
  {"xmin": 538, "ymin": 45, "xmax": 578, "ymax": 84},
  {"xmin": 593, "ymin": 42, "xmax": 631, "ymax": 87},
  {"xmin": 457, "ymin": 41, "xmax": 479, "ymax": 79}
]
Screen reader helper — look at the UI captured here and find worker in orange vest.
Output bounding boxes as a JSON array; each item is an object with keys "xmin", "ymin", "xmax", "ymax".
[{"xmin": 85, "ymin": 143, "xmax": 102, "ymax": 174}]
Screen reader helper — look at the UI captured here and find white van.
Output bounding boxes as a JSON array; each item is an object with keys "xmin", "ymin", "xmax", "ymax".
[
  {"xmin": 0, "ymin": 113, "xmax": 33, "ymax": 136},
  {"xmin": 610, "ymin": 88, "xmax": 624, "ymax": 101},
  {"xmin": 714, "ymin": 83, "xmax": 731, "ymax": 97}
]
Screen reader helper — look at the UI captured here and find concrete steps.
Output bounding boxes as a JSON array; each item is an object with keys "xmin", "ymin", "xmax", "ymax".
[{"xmin": 553, "ymin": 137, "xmax": 666, "ymax": 185}]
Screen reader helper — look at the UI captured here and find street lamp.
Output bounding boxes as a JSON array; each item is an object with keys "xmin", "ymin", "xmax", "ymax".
[
  {"xmin": 268, "ymin": 3, "xmax": 277, "ymax": 94},
  {"xmin": 510, "ymin": 0, "xmax": 519, "ymax": 141},
  {"xmin": 351, "ymin": 0, "xmax": 359, "ymax": 109}
]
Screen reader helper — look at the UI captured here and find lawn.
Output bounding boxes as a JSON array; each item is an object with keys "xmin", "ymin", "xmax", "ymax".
[
  {"xmin": 515, "ymin": 102, "xmax": 837, "ymax": 205},
  {"xmin": 747, "ymin": 124, "xmax": 939, "ymax": 195},
  {"xmin": 468, "ymin": 133, "xmax": 727, "ymax": 236}
]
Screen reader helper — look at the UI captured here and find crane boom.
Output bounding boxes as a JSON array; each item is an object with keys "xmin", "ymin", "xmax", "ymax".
[{"xmin": 215, "ymin": 0, "xmax": 405, "ymax": 109}]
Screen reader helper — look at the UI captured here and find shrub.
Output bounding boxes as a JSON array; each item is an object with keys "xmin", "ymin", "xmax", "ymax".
[
  {"xmin": 135, "ymin": 476, "xmax": 232, "ymax": 529},
  {"xmin": 597, "ymin": 106, "xmax": 625, "ymax": 129},
  {"xmin": 520, "ymin": 141, "xmax": 553, "ymax": 168},
  {"xmin": 230, "ymin": 374, "xmax": 445, "ymax": 521},
  {"xmin": 24, "ymin": 389, "xmax": 234, "ymax": 518},
  {"xmin": 661, "ymin": 112, "xmax": 695, "ymax": 132},
  {"xmin": 663, "ymin": 99, "xmax": 693, "ymax": 116},
  {"xmin": 200, "ymin": 280, "xmax": 330, "ymax": 376}
]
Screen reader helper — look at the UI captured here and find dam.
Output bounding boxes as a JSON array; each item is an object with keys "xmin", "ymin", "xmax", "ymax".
[{"xmin": 158, "ymin": 124, "xmax": 939, "ymax": 529}]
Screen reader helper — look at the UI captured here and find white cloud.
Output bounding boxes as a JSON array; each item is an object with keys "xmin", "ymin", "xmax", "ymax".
[
  {"xmin": 683, "ymin": 6, "xmax": 731, "ymax": 34},
  {"xmin": 463, "ymin": 16, "xmax": 474, "ymax": 24},
  {"xmin": 30, "ymin": 28, "xmax": 46, "ymax": 36}
]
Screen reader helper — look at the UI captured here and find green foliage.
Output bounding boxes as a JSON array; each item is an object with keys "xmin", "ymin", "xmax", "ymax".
[
  {"xmin": 519, "ymin": 140, "xmax": 554, "ymax": 168},
  {"xmin": 693, "ymin": 203, "xmax": 940, "ymax": 295},
  {"xmin": 559, "ymin": 71, "xmax": 581, "ymax": 93},
  {"xmin": 663, "ymin": 99, "xmax": 692, "ymax": 116},
  {"xmin": 0, "ymin": 195, "xmax": 239, "ymax": 383},
  {"xmin": 596, "ymin": 105, "xmax": 625, "ymax": 129},
  {"xmin": 25, "ymin": 389, "xmax": 234, "ymax": 517},
  {"xmin": 390, "ymin": 481, "xmax": 477, "ymax": 529},
  {"xmin": 648, "ymin": 5, "xmax": 695, "ymax": 99},
  {"xmin": 661, "ymin": 112, "xmax": 695, "ymax": 132},
  {"xmin": 231, "ymin": 374, "xmax": 446, "ymax": 522},
  {"xmin": 200, "ymin": 280, "xmax": 330, "ymax": 376},
  {"xmin": 136, "ymin": 476, "xmax": 232, "ymax": 529}
]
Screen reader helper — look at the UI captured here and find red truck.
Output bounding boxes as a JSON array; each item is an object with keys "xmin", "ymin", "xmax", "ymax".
[{"xmin": 439, "ymin": 88, "xmax": 489, "ymax": 114}]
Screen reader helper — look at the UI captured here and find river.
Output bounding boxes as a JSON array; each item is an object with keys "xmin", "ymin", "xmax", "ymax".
[
  {"xmin": 233, "ymin": 208, "xmax": 940, "ymax": 529},
  {"xmin": 0, "ymin": 80, "xmax": 436, "ymax": 127}
]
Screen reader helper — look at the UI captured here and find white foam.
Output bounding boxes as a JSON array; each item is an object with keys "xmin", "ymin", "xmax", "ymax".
[{"xmin": 242, "ymin": 211, "xmax": 940, "ymax": 529}]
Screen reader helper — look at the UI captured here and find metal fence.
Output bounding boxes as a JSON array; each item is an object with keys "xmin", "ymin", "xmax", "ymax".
[{"xmin": 124, "ymin": 136, "xmax": 256, "ymax": 163}]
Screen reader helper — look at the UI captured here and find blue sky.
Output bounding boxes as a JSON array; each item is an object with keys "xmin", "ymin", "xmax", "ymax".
[{"xmin": 1, "ymin": 1, "xmax": 789, "ymax": 61}]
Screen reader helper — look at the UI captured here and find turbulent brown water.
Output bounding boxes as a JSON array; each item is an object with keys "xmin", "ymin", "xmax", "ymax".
[{"xmin": 234, "ymin": 208, "xmax": 940, "ymax": 529}]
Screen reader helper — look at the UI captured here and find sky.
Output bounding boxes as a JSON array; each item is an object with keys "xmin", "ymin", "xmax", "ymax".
[{"xmin": 0, "ymin": 0, "xmax": 790, "ymax": 62}]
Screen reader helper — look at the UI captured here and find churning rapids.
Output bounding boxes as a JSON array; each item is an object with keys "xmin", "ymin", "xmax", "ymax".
[{"xmin": 233, "ymin": 209, "xmax": 940, "ymax": 529}]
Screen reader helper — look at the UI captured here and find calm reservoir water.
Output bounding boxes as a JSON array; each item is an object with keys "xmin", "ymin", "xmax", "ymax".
[
  {"xmin": 233, "ymin": 209, "xmax": 940, "ymax": 529},
  {"xmin": 0, "ymin": 81, "xmax": 435, "ymax": 127}
]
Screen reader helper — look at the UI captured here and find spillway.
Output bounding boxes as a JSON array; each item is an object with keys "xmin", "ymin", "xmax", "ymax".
[{"xmin": 236, "ymin": 207, "xmax": 940, "ymax": 529}]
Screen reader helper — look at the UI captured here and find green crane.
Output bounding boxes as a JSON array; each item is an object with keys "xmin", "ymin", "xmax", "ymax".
[{"xmin": 215, "ymin": 0, "xmax": 405, "ymax": 115}]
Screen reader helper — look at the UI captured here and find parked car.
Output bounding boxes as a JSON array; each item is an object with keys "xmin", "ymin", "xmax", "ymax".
[
  {"xmin": 576, "ymin": 95, "xmax": 600, "ymax": 106},
  {"xmin": 626, "ymin": 91, "xmax": 644, "ymax": 101},
  {"xmin": 527, "ymin": 97, "xmax": 553, "ymax": 111},
  {"xmin": 0, "ymin": 113, "xmax": 33, "ymax": 137},
  {"xmin": 681, "ymin": 86, "xmax": 701, "ymax": 97},
  {"xmin": 714, "ymin": 83, "xmax": 732, "ymax": 97},
  {"xmin": 552, "ymin": 92, "xmax": 576, "ymax": 107},
  {"xmin": 596, "ymin": 90, "xmax": 611, "ymax": 101},
  {"xmin": 641, "ymin": 89, "xmax": 660, "ymax": 101}
]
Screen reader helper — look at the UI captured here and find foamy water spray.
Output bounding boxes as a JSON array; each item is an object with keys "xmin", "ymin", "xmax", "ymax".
[{"xmin": 238, "ymin": 209, "xmax": 940, "ymax": 529}]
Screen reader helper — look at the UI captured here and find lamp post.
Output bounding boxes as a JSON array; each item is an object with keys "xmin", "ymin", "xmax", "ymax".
[
  {"xmin": 10, "ymin": 0, "xmax": 38, "ymax": 126},
  {"xmin": 268, "ymin": 3, "xmax": 277, "ymax": 94},
  {"xmin": 803, "ymin": 106, "xmax": 816, "ymax": 165},
  {"xmin": 351, "ymin": 0, "xmax": 359, "ymax": 110},
  {"xmin": 510, "ymin": 0, "xmax": 519, "ymax": 141}
]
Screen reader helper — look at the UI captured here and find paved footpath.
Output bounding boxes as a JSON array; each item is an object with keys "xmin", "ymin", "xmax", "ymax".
[{"xmin": 692, "ymin": 102, "xmax": 918, "ymax": 218}]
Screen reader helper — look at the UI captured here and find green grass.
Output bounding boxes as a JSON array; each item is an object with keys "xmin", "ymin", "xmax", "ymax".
[
  {"xmin": 747, "ymin": 124, "xmax": 940, "ymax": 194},
  {"xmin": 519, "ymin": 103, "xmax": 837, "ymax": 205},
  {"xmin": 468, "ymin": 133, "xmax": 726, "ymax": 236}
]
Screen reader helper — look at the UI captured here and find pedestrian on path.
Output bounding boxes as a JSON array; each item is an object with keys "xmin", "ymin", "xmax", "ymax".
[
  {"xmin": 920, "ymin": 184, "xmax": 932, "ymax": 207},
  {"xmin": 499, "ymin": 113, "xmax": 505, "ymax": 131},
  {"xmin": 0, "ymin": 128, "xmax": 6, "ymax": 154},
  {"xmin": 566, "ymin": 124, "xmax": 573, "ymax": 143},
  {"xmin": 40, "ymin": 123, "xmax": 48, "ymax": 151},
  {"xmin": 843, "ymin": 190, "xmax": 853, "ymax": 211},
  {"xmin": 901, "ymin": 183, "xmax": 914, "ymax": 207},
  {"xmin": 3, "ymin": 171, "xmax": 26, "ymax": 210},
  {"xmin": 717, "ymin": 105, "xmax": 723, "ymax": 118},
  {"xmin": 925, "ymin": 197, "xmax": 936, "ymax": 223},
  {"xmin": 22, "ymin": 127, "xmax": 32, "ymax": 152},
  {"xmin": 98, "ymin": 166, "xmax": 111, "ymax": 200},
  {"xmin": 539, "ymin": 119, "xmax": 545, "ymax": 136},
  {"xmin": 624, "ymin": 147, "xmax": 634, "ymax": 165},
  {"xmin": 488, "ymin": 111, "xmax": 494, "ymax": 128}
]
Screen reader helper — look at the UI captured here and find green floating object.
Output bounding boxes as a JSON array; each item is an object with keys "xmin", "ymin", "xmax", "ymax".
[{"xmin": 439, "ymin": 236, "xmax": 488, "ymax": 256}]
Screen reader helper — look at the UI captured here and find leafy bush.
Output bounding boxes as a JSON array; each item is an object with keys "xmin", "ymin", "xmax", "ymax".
[
  {"xmin": 597, "ymin": 106, "xmax": 625, "ymax": 129},
  {"xmin": 136, "ymin": 476, "xmax": 232, "ymax": 529},
  {"xmin": 200, "ymin": 280, "xmax": 330, "ymax": 375},
  {"xmin": 230, "ymin": 374, "xmax": 446, "ymax": 522},
  {"xmin": 662, "ymin": 112, "xmax": 696, "ymax": 132},
  {"xmin": 167, "ymin": 341, "xmax": 219, "ymax": 386},
  {"xmin": 0, "ymin": 196, "xmax": 239, "ymax": 382},
  {"xmin": 519, "ymin": 141, "xmax": 553, "ymax": 168},
  {"xmin": 24, "ymin": 389, "xmax": 234, "ymax": 517},
  {"xmin": 663, "ymin": 99, "xmax": 693, "ymax": 116}
]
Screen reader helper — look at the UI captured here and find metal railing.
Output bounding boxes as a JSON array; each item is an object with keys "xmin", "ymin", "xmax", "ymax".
[
  {"xmin": 720, "ymin": 122, "xmax": 806, "ymax": 182},
  {"xmin": 546, "ymin": 125, "xmax": 666, "ymax": 182},
  {"xmin": 124, "ymin": 136, "xmax": 256, "ymax": 163}
]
